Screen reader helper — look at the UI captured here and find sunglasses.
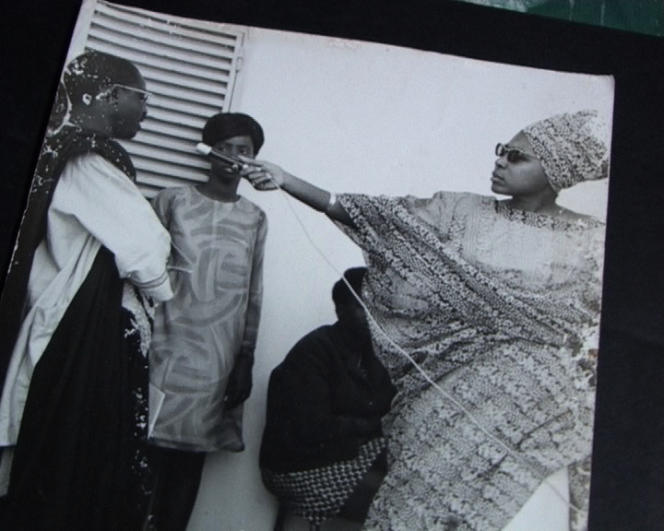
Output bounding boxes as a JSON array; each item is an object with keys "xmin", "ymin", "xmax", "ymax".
[{"xmin": 495, "ymin": 143, "xmax": 536, "ymax": 163}]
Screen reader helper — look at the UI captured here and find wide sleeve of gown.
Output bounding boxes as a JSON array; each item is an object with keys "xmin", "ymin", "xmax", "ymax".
[
  {"xmin": 337, "ymin": 191, "xmax": 467, "ymax": 243},
  {"xmin": 52, "ymin": 153, "xmax": 173, "ymax": 301}
]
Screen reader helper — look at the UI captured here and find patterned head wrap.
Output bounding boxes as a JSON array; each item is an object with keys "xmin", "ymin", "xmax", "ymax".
[
  {"xmin": 522, "ymin": 110, "xmax": 609, "ymax": 192},
  {"xmin": 202, "ymin": 112, "xmax": 264, "ymax": 154}
]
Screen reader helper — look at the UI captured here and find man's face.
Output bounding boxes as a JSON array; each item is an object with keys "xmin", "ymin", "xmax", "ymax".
[
  {"xmin": 105, "ymin": 75, "xmax": 149, "ymax": 139},
  {"xmin": 210, "ymin": 135, "xmax": 255, "ymax": 179}
]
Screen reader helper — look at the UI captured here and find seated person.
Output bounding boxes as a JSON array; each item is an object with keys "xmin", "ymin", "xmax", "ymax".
[{"xmin": 260, "ymin": 267, "xmax": 396, "ymax": 530}]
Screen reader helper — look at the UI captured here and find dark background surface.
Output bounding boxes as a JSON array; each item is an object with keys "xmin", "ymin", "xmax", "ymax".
[
  {"xmin": 2, "ymin": 1, "xmax": 663, "ymax": 529},
  {"xmin": 526, "ymin": 0, "xmax": 664, "ymax": 37}
]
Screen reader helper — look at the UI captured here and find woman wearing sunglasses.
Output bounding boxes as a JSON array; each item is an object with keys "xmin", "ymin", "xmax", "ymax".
[
  {"xmin": 243, "ymin": 110, "xmax": 608, "ymax": 530},
  {"xmin": 0, "ymin": 51, "xmax": 172, "ymax": 530}
]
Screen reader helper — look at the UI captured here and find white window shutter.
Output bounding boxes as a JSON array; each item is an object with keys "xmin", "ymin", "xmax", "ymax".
[{"xmin": 83, "ymin": 0, "xmax": 244, "ymax": 196}]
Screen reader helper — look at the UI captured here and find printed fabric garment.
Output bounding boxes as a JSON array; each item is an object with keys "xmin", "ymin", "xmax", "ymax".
[
  {"xmin": 149, "ymin": 186, "xmax": 267, "ymax": 452},
  {"xmin": 335, "ymin": 191, "xmax": 605, "ymax": 531},
  {"xmin": 262, "ymin": 438, "xmax": 386, "ymax": 526}
]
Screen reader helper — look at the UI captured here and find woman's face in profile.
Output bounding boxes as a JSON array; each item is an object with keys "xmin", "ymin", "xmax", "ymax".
[{"xmin": 491, "ymin": 132, "xmax": 551, "ymax": 198}]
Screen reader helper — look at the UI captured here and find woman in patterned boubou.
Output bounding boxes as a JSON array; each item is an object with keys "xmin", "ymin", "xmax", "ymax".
[
  {"xmin": 242, "ymin": 110, "xmax": 608, "ymax": 530},
  {"xmin": 0, "ymin": 51, "xmax": 173, "ymax": 530}
]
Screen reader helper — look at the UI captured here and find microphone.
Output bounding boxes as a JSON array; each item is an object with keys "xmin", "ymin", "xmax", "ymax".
[{"xmin": 196, "ymin": 143, "xmax": 256, "ymax": 173}]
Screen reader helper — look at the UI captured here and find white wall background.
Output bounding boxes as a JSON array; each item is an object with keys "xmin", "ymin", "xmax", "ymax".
[{"xmin": 178, "ymin": 26, "xmax": 614, "ymax": 531}]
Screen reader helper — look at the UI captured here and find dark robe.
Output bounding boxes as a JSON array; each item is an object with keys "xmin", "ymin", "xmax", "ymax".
[{"xmin": 260, "ymin": 322, "xmax": 395, "ymax": 473}]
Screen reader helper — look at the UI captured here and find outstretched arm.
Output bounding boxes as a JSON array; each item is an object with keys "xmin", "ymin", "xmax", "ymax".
[{"xmin": 240, "ymin": 158, "xmax": 353, "ymax": 226}]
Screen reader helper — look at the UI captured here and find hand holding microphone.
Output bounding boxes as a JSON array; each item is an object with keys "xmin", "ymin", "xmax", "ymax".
[
  {"xmin": 196, "ymin": 142, "xmax": 284, "ymax": 191},
  {"xmin": 196, "ymin": 142, "xmax": 253, "ymax": 173},
  {"xmin": 237, "ymin": 156, "xmax": 286, "ymax": 191},
  {"xmin": 198, "ymin": 143, "xmax": 345, "ymax": 220}
]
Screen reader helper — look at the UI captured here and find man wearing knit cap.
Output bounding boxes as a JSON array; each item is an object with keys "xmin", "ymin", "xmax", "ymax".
[{"xmin": 146, "ymin": 112, "xmax": 267, "ymax": 531}]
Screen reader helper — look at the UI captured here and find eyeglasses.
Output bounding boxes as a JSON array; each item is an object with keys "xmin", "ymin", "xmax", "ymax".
[
  {"xmin": 98, "ymin": 84, "xmax": 151, "ymax": 103},
  {"xmin": 114, "ymin": 84, "xmax": 151, "ymax": 102},
  {"xmin": 495, "ymin": 143, "xmax": 535, "ymax": 163}
]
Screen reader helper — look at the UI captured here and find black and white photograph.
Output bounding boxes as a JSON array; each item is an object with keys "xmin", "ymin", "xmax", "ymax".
[{"xmin": 1, "ymin": 1, "xmax": 663, "ymax": 530}]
